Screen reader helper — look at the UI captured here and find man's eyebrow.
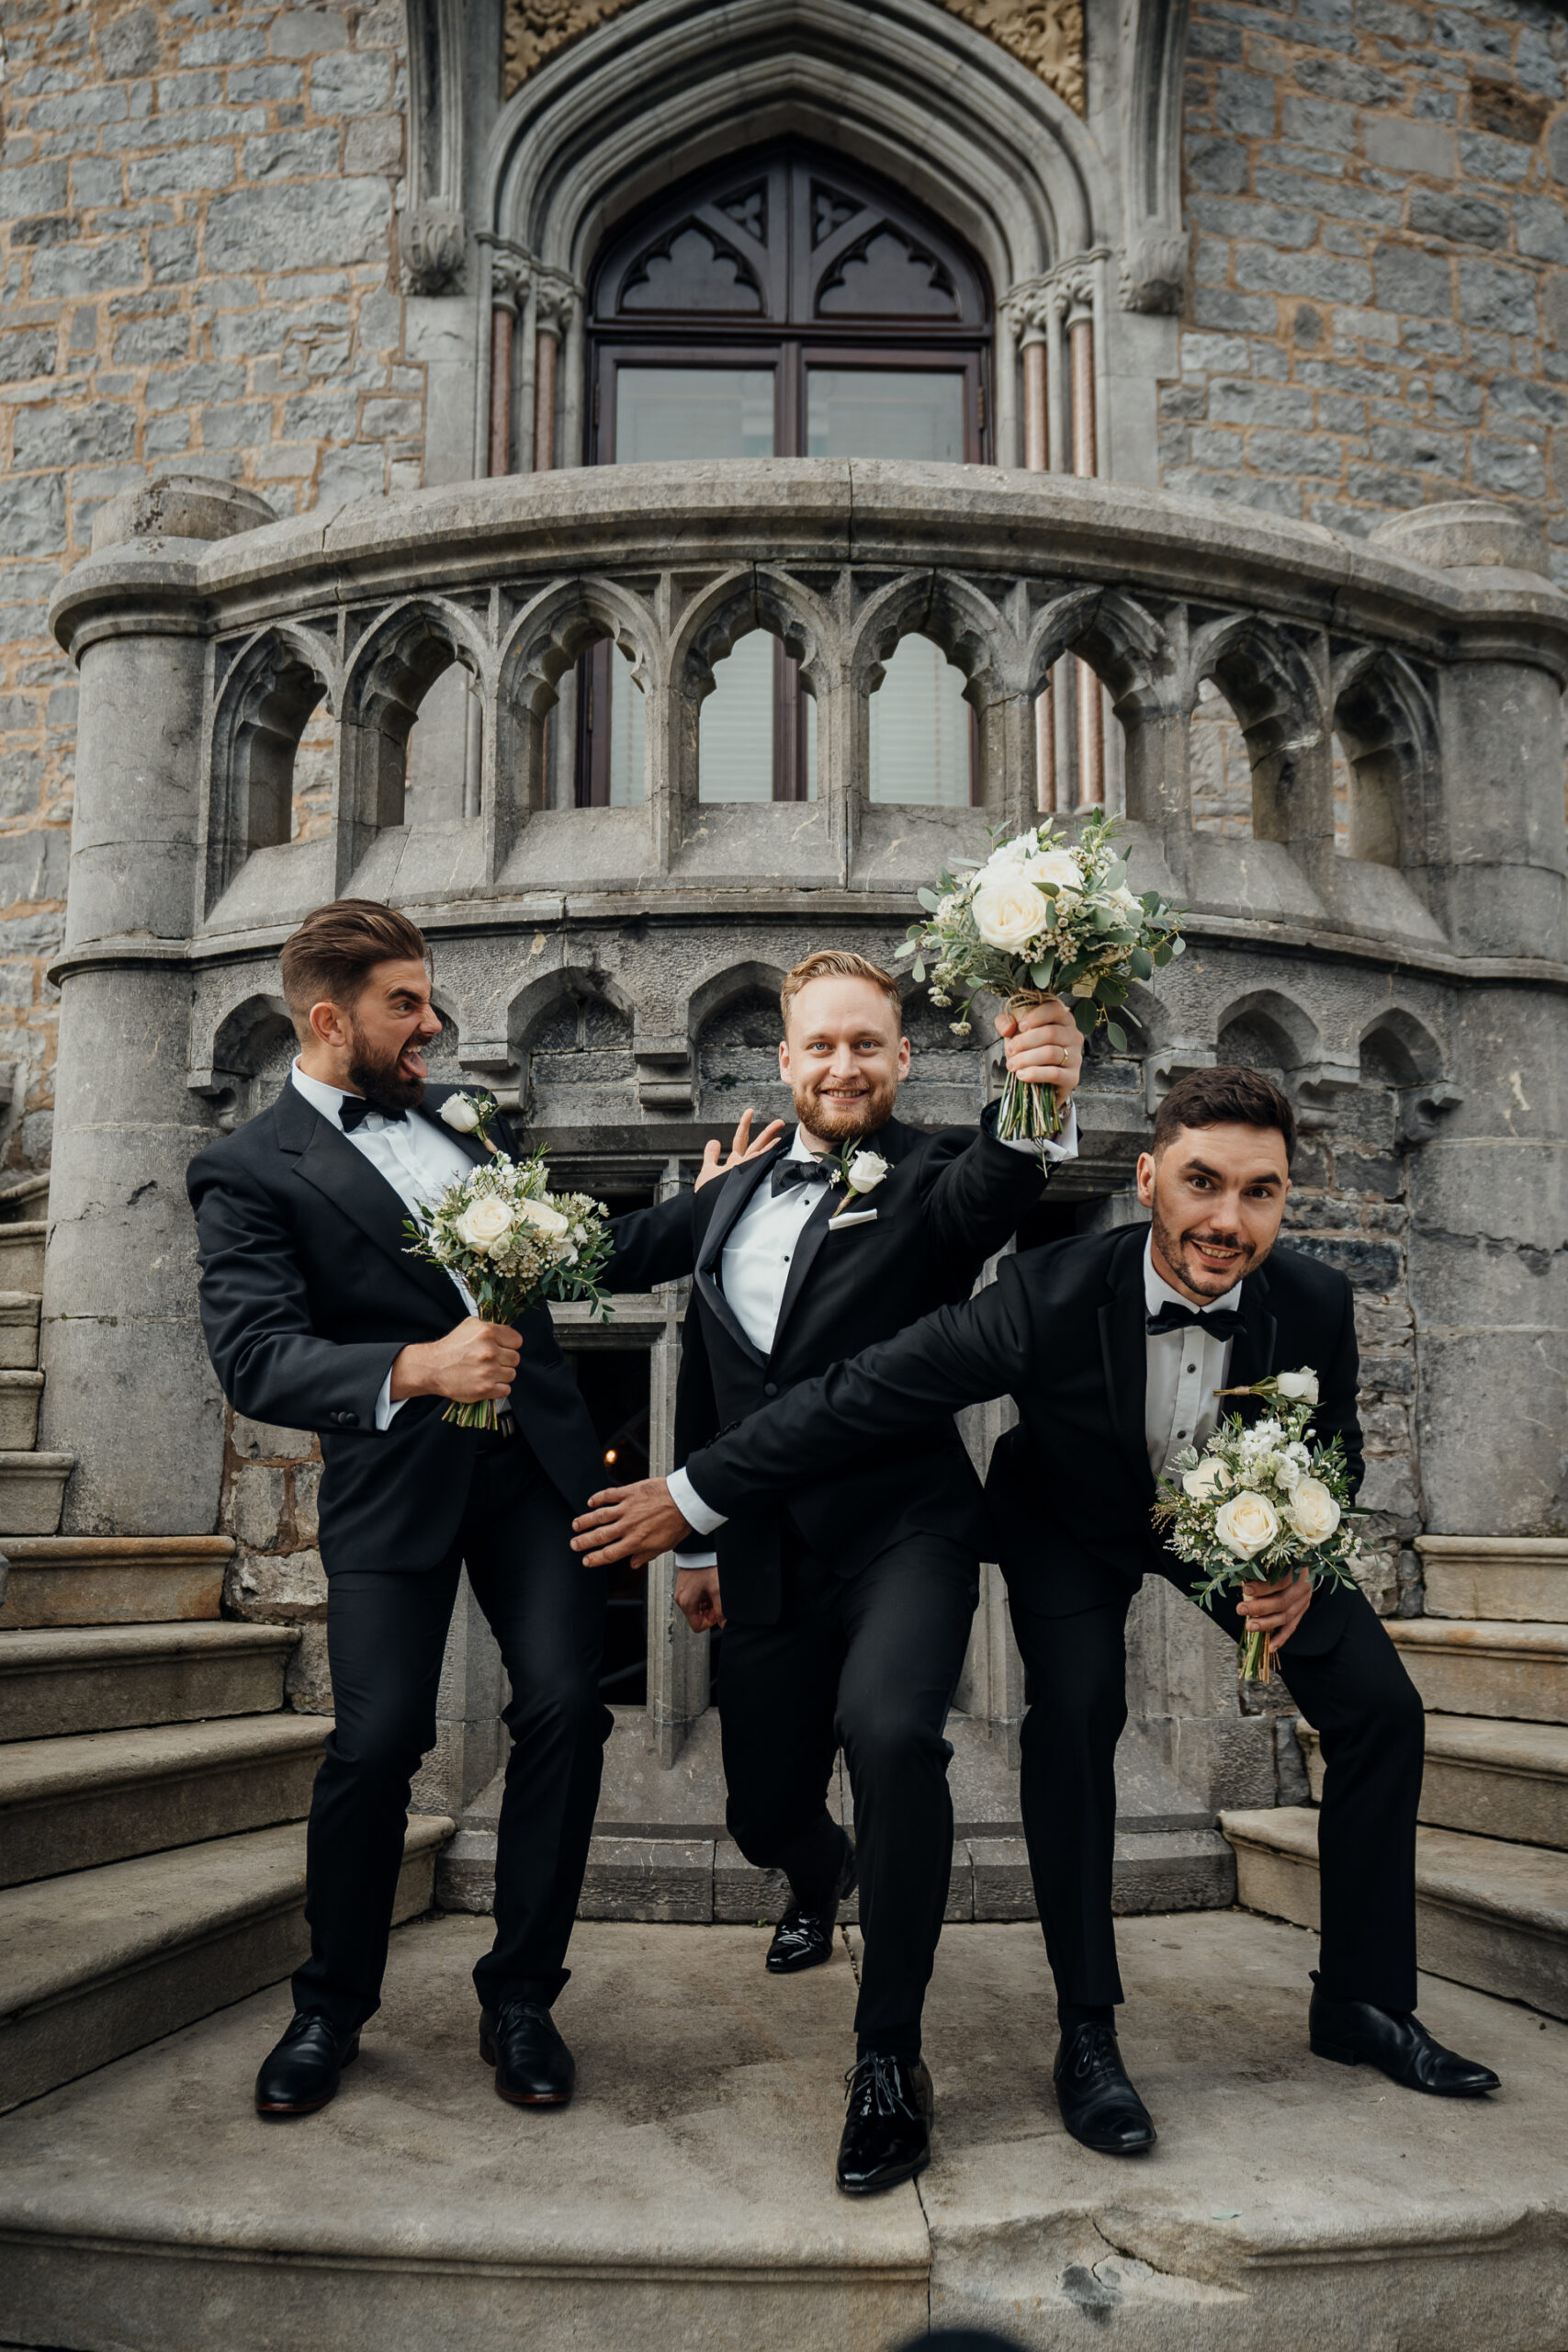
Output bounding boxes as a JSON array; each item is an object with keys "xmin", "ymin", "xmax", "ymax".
[{"xmin": 1181, "ymin": 1153, "xmax": 1282, "ymax": 1187}]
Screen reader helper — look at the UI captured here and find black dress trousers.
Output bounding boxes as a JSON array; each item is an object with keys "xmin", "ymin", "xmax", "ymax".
[
  {"xmin": 1005, "ymin": 1577, "xmax": 1427, "ymax": 2018},
  {"xmin": 292, "ymin": 1432, "xmax": 611, "ymax": 2032},
  {"xmin": 718, "ymin": 1535, "xmax": 979, "ymax": 2046}
]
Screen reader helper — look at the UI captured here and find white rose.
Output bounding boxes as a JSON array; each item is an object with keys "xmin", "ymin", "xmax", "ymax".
[
  {"xmin": 440, "ymin": 1094, "xmax": 483, "ymax": 1135},
  {"xmin": 454, "ymin": 1196, "xmax": 515, "ymax": 1254},
  {"xmin": 1213, "ymin": 1489, "xmax": 1281, "ymax": 1560},
  {"xmin": 971, "ymin": 874, "xmax": 1051, "ymax": 954},
  {"xmin": 1275, "ymin": 1453, "xmax": 1303, "ymax": 1493},
  {"xmin": 1027, "ymin": 847, "xmax": 1084, "ymax": 897},
  {"xmin": 1182, "ymin": 1455, "xmax": 1232, "ymax": 1501},
  {"xmin": 846, "ymin": 1149, "xmax": 889, "ymax": 1195},
  {"xmin": 513, "ymin": 1194, "xmax": 570, "ymax": 1240},
  {"xmin": 1284, "ymin": 1478, "xmax": 1340, "ymax": 1544},
  {"xmin": 1275, "ymin": 1368, "xmax": 1320, "ymax": 1404}
]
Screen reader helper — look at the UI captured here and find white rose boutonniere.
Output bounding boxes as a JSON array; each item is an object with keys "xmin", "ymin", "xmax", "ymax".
[
  {"xmin": 439, "ymin": 1090, "xmax": 500, "ymax": 1152},
  {"xmin": 827, "ymin": 1142, "xmax": 891, "ymax": 1219}
]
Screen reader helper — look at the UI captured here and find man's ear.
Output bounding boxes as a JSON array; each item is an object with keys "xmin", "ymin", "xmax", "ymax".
[
  {"xmin": 897, "ymin": 1034, "xmax": 911, "ymax": 1078},
  {"xmin": 1135, "ymin": 1148, "xmax": 1156, "ymax": 1207},
  {"xmin": 309, "ymin": 997, "xmax": 349, "ymax": 1050},
  {"xmin": 777, "ymin": 1035, "xmax": 791, "ymax": 1082}
]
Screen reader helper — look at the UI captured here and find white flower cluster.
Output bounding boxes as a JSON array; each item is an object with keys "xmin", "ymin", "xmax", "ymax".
[
  {"xmin": 404, "ymin": 1150, "xmax": 614, "ymax": 1325},
  {"xmin": 1155, "ymin": 1372, "xmax": 1359, "ymax": 1609}
]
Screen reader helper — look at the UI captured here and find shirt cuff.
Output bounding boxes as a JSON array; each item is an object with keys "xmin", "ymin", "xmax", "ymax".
[
  {"xmin": 374, "ymin": 1369, "xmax": 407, "ymax": 1431},
  {"xmin": 667, "ymin": 1464, "xmax": 727, "ymax": 1536},
  {"xmin": 998, "ymin": 1099, "xmax": 1079, "ymax": 1163},
  {"xmin": 674, "ymin": 1548, "xmax": 719, "ymax": 1571}
]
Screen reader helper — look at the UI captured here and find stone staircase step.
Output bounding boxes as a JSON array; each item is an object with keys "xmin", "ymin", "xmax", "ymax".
[
  {"xmin": 0, "ymin": 1623, "xmax": 301, "ymax": 1742},
  {"xmin": 1387, "ymin": 1619, "xmax": 1568, "ymax": 1724},
  {"xmin": 0, "ymin": 1451, "xmax": 73, "ymax": 1537},
  {"xmin": 1418, "ymin": 1535, "xmax": 1568, "ymax": 1624},
  {"xmin": 0, "ymin": 1714, "xmax": 329, "ymax": 1887},
  {"xmin": 0, "ymin": 1369, "xmax": 42, "ymax": 1451},
  {"xmin": 1221, "ymin": 1804, "xmax": 1568, "ymax": 2018},
  {"xmin": 0, "ymin": 1292, "xmax": 39, "ymax": 1372},
  {"xmin": 0, "ymin": 1222, "xmax": 46, "ymax": 1295},
  {"xmin": 0, "ymin": 1814, "xmax": 452, "ymax": 2113},
  {"xmin": 0, "ymin": 1171, "xmax": 49, "ymax": 1221},
  {"xmin": 0, "ymin": 1535, "xmax": 231, "ymax": 1627},
  {"xmin": 1301, "ymin": 1714, "xmax": 1568, "ymax": 1851},
  {"xmin": 1297, "ymin": 1712, "xmax": 1568, "ymax": 1853}
]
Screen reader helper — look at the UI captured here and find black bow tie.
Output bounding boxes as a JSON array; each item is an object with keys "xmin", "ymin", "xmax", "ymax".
[
  {"xmin": 1145, "ymin": 1302, "xmax": 1245, "ymax": 1339},
  {"xmin": 338, "ymin": 1092, "xmax": 408, "ymax": 1133},
  {"xmin": 772, "ymin": 1157, "xmax": 833, "ymax": 1197}
]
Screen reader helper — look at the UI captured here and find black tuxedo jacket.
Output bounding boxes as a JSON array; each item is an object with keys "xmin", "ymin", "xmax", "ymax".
[
  {"xmin": 671, "ymin": 1112, "xmax": 1047, "ymax": 1623},
  {"xmin": 186, "ymin": 1080, "xmax": 690, "ymax": 1573},
  {"xmin": 684, "ymin": 1224, "xmax": 1366, "ymax": 1656}
]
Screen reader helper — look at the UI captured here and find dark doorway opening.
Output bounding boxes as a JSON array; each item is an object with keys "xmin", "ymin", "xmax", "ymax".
[{"xmin": 571, "ymin": 1346, "xmax": 653, "ymax": 1706}]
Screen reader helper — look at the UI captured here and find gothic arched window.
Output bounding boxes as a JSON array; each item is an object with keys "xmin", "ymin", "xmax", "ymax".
[{"xmin": 574, "ymin": 145, "xmax": 991, "ymax": 809}]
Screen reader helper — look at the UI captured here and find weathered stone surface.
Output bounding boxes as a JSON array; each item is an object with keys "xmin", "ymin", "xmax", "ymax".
[
  {"xmin": 1420, "ymin": 1536, "xmax": 1568, "ymax": 1626},
  {"xmin": 0, "ymin": 1536, "xmax": 231, "ymax": 1629},
  {"xmin": 0, "ymin": 1621, "xmax": 297, "ymax": 1740}
]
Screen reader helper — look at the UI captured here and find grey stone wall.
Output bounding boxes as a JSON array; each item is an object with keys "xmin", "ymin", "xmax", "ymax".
[
  {"xmin": 0, "ymin": 0, "xmax": 413, "ymax": 1173},
  {"xmin": 1173, "ymin": 0, "xmax": 1568, "ymax": 578}
]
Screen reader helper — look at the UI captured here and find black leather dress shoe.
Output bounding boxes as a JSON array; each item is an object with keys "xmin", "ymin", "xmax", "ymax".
[
  {"xmin": 767, "ymin": 1836, "xmax": 858, "ymax": 1974},
  {"xmin": 1309, "ymin": 1976, "xmax": 1499, "ymax": 2096},
  {"xmin": 479, "ymin": 1998, "xmax": 576, "ymax": 2106},
  {"xmin": 837, "ymin": 2052, "xmax": 933, "ymax": 2195},
  {"xmin": 254, "ymin": 2011, "xmax": 360, "ymax": 2118},
  {"xmin": 1053, "ymin": 2023, "xmax": 1156, "ymax": 2154}
]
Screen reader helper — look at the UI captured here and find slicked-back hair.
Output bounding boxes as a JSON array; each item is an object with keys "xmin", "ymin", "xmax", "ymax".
[
  {"xmin": 278, "ymin": 899, "xmax": 430, "ymax": 1036},
  {"xmin": 779, "ymin": 950, "xmax": 904, "ymax": 1033},
  {"xmin": 1152, "ymin": 1064, "xmax": 1296, "ymax": 1166}
]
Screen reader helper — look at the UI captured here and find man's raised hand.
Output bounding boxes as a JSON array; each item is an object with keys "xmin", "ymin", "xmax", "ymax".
[
  {"xmin": 1239, "ymin": 1567, "xmax": 1314, "ymax": 1654},
  {"xmin": 694, "ymin": 1108, "xmax": 786, "ymax": 1192},
  {"xmin": 389, "ymin": 1316, "xmax": 521, "ymax": 1405},
  {"xmin": 993, "ymin": 994, "xmax": 1084, "ymax": 1108},
  {"xmin": 571, "ymin": 1476, "xmax": 692, "ymax": 1568}
]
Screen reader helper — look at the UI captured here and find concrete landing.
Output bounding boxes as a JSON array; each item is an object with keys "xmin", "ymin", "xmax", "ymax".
[{"xmin": 1, "ymin": 1912, "xmax": 1564, "ymax": 2352}]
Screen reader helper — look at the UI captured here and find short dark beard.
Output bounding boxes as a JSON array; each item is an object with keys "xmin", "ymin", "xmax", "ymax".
[
  {"xmin": 794, "ymin": 1072, "xmax": 897, "ymax": 1148},
  {"xmin": 345, "ymin": 1021, "xmax": 425, "ymax": 1111},
  {"xmin": 1148, "ymin": 1183, "xmax": 1258, "ymax": 1302}
]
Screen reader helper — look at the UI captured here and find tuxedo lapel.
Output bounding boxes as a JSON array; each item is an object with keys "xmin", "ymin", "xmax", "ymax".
[
  {"xmin": 768, "ymin": 1182, "xmax": 839, "ymax": 1359},
  {"xmin": 693, "ymin": 1140, "xmax": 784, "ymax": 1367},
  {"xmin": 1098, "ymin": 1228, "xmax": 1156, "ymax": 1497},
  {"xmin": 291, "ymin": 1103, "xmax": 464, "ymax": 1322},
  {"xmin": 412, "ymin": 1088, "xmax": 492, "ymax": 1172},
  {"xmin": 1224, "ymin": 1267, "xmax": 1277, "ymax": 1403}
]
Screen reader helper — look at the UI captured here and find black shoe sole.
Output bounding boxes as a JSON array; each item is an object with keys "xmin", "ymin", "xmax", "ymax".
[
  {"xmin": 1310, "ymin": 2035, "xmax": 1497, "ymax": 2095},
  {"xmin": 479, "ymin": 2035, "xmax": 573, "ymax": 2106},
  {"xmin": 766, "ymin": 1946, "xmax": 834, "ymax": 1974},
  {"xmin": 836, "ymin": 2147, "xmax": 931, "ymax": 2197}
]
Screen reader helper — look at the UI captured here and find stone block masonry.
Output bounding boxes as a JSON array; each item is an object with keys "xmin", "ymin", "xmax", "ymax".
[
  {"xmin": 1173, "ymin": 1, "xmax": 1568, "ymax": 578},
  {"xmin": 0, "ymin": 0, "xmax": 418, "ymax": 1178}
]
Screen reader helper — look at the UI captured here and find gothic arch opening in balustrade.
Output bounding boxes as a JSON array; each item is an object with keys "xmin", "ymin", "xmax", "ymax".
[
  {"xmin": 339, "ymin": 601, "xmax": 490, "ymax": 873},
  {"xmin": 1187, "ymin": 616, "xmax": 1325, "ymax": 849},
  {"xmin": 1332, "ymin": 647, "xmax": 1439, "ymax": 876},
  {"xmin": 1023, "ymin": 587, "xmax": 1168, "ymax": 820},
  {"xmin": 206, "ymin": 630, "xmax": 337, "ymax": 910}
]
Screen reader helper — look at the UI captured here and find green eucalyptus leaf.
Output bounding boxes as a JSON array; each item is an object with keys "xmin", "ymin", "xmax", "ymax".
[
  {"xmin": 911, "ymin": 959, "xmax": 927, "ymax": 983},
  {"xmin": 917, "ymin": 888, "xmax": 941, "ymax": 912},
  {"xmin": 1130, "ymin": 947, "xmax": 1153, "ymax": 979},
  {"xmin": 1072, "ymin": 999, "xmax": 1099, "ymax": 1037},
  {"xmin": 1106, "ymin": 1020, "xmax": 1128, "ymax": 1052}
]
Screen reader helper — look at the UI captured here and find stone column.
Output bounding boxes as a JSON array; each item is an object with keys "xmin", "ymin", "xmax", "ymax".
[
  {"xmin": 1068, "ymin": 300, "xmax": 1104, "ymax": 810},
  {"xmin": 487, "ymin": 281, "xmax": 517, "ymax": 477},
  {"xmin": 1021, "ymin": 329, "xmax": 1056, "ymax": 815},
  {"xmin": 40, "ymin": 477, "xmax": 275, "ymax": 1535}
]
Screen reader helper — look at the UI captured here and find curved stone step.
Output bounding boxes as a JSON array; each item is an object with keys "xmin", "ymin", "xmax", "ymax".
[
  {"xmin": 1221, "ymin": 1804, "xmax": 1568, "ymax": 2018},
  {"xmin": 0, "ymin": 1223, "xmax": 45, "ymax": 1295},
  {"xmin": 0, "ymin": 1714, "xmax": 328, "ymax": 1886},
  {"xmin": 0, "ymin": 1536, "xmax": 231, "ymax": 1627},
  {"xmin": 0, "ymin": 1292, "xmax": 39, "ymax": 1373},
  {"xmin": 1419, "ymin": 1536, "xmax": 1568, "ymax": 1625},
  {"xmin": 1387, "ymin": 1619, "xmax": 1568, "ymax": 1724},
  {"xmin": 0, "ymin": 1623, "xmax": 300, "ymax": 1742},
  {"xmin": 1301, "ymin": 1713, "xmax": 1568, "ymax": 1851},
  {"xmin": 0, "ymin": 1370, "xmax": 42, "ymax": 1451},
  {"xmin": 0, "ymin": 1171, "xmax": 50, "ymax": 1221},
  {"xmin": 0, "ymin": 1452, "xmax": 73, "ymax": 1539},
  {"xmin": 0, "ymin": 1814, "xmax": 452, "ymax": 2112}
]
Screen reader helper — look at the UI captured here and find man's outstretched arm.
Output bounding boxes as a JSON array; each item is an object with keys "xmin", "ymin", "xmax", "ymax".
[{"xmin": 570, "ymin": 1253, "xmax": 1036, "ymax": 1566}]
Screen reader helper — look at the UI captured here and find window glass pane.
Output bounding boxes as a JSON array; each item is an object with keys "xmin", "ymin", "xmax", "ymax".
[
  {"xmin": 807, "ymin": 368, "xmax": 964, "ymax": 461},
  {"xmin": 699, "ymin": 630, "xmax": 774, "ymax": 802},
  {"xmin": 607, "ymin": 644, "xmax": 645, "ymax": 806},
  {"xmin": 869, "ymin": 636, "xmax": 971, "ymax": 806},
  {"xmin": 615, "ymin": 368, "xmax": 775, "ymax": 461}
]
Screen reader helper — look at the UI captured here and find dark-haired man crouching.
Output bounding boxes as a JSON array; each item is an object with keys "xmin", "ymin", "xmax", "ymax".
[{"xmin": 574, "ymin": 1067, "xmax": 1500, "ymax": 2155}]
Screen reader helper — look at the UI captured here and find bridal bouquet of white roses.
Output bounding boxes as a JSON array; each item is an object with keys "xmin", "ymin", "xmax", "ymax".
[
  {"xmin": 1152, "ymin": 1370, "xmax": 1361, "ymax": 1681},
  {"xmin": 403, "ymin": 1150, "xmax": 614, "ymax": 1430},
  {"xmin": 895, "ymin": 812, "xmax": 1184, "ymax": 1143}
]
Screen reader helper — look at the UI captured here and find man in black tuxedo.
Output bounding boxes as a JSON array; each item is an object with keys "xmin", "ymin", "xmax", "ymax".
[
  {"xmin": 573, "ymin": 947, "xmax": 1084, "ymax": 2195},
  {"xmin": 188, "ymin": 899, "xmax": 708, "ymax": 2118},
  {"xmin": 576, "ymin": 1066, "xmax": 1500, "ymax": 2156}
]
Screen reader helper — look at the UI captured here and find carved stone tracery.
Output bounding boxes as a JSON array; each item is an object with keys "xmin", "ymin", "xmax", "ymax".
[{"xmin": 502, "ymin": 0, "xmax": 1086, "ymax": 115}]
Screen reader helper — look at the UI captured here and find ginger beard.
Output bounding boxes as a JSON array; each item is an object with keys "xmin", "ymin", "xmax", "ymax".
[
  {"xmin": 1146, "ymin": 1159, "xmax": 1261, "ymax": 1299},
  {"xmin": 789, "ymin": 1060, "xmax": 898, "ymax": 1147}
]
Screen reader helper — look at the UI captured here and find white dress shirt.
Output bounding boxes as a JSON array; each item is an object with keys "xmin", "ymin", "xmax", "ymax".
[
  {"xmin": 289, "ymin": 1061, "xmax": 476, "ymax": 1430},
  {"xmin": 669, "ymin": 1104, "xmax": 1079, "ymax": 1555},
  {"xmin": 1142, "ymin": 1231, "xmax": 1240, "ymax": 1481}
]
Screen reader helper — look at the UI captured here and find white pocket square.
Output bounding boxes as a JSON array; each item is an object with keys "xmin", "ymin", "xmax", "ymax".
[{"xmin": 829, "ymin": 1208, "xmax": 879, "ymax": 1228}]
